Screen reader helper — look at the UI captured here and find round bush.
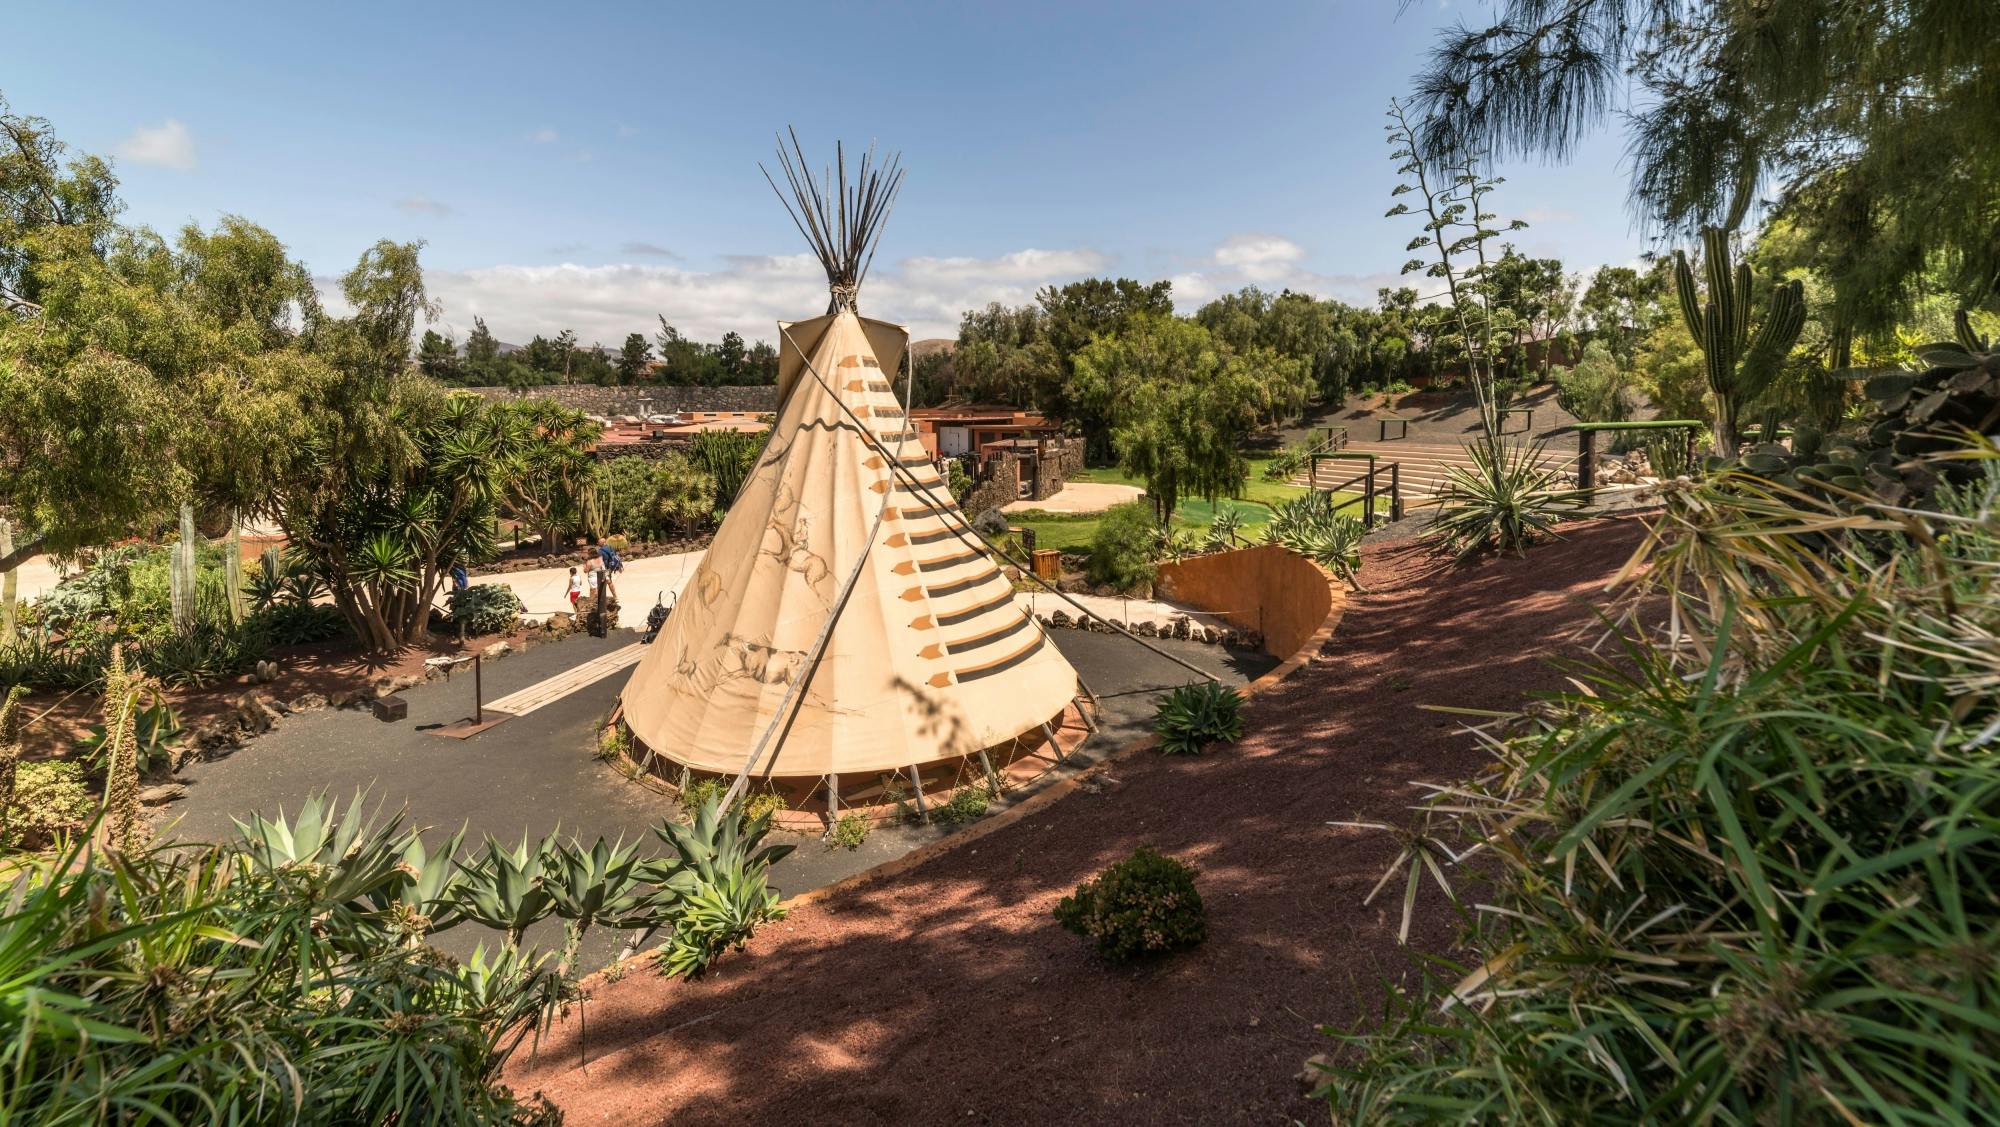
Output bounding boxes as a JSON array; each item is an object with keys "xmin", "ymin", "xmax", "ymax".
[
  {"xmin": 1054, "ymin": 846, "xmax": 1206, "ymax": 962},
  {"xmin": 447, "ymin": 583, "xmax": 523, "ymax": 636}
]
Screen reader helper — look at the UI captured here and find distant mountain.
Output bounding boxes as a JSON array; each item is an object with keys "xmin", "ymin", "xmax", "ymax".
[{"xmin": 910, "ymin": 338, "xmax": 955, "ymax": 361}]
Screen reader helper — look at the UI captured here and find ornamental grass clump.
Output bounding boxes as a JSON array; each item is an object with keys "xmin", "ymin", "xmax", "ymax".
[
  {"xmin": 1154, "ymin": 680, "xmax": 1245, "ymax": 754},
  {"xmin": 1055, "ymin": 846, "xmax": 1206, "ymax": 962},
  {"xmin": 1321, "ymin": 443, "xmax": 2000, "ymax": 1123}
]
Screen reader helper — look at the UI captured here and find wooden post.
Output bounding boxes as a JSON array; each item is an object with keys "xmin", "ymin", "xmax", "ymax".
[
  {"xmin": 1578, "ymin": 430, "xmax": 1597, "ymax": 490},
  {"xmin": 1364, "ymin": 461, "xmax": 1377, "ymax": 527},
  {"xmin": 1042, "ymin": 721, "xmax": 1066, "ymax": 766},
  {"xmin": 473, "ymin": 654, "xmax": 483, "ymax": 726},
  {"xmin": 976, "ymin": 749, "xmax": 1001, "ymax": 797},
  {"xmin": 827, "ymin": 773, "xmax": 839, "ymax": 822},
  {"xmin": 907, "ymin": 764, "xmax": 929, "ymax": 821}
]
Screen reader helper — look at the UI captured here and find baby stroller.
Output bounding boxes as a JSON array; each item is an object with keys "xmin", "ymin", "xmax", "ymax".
[{"xmin": 642, "ymin": 590, "xmax": 676, "ymax": 643}]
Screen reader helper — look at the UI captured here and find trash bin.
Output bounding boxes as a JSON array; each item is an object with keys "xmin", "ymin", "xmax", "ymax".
[{"xmin": 1032, "ymin": 548, "xmax": 1061, "ymax": 581}]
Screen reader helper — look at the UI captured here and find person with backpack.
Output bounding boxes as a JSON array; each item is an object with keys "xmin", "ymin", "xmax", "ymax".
[{"xmin": 596, "ymin": 542, "xmax": 623, "ymax": 597}]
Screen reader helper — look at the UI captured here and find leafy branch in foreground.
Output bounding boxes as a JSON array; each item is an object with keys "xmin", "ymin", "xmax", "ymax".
[{"xmin": 3, "ymin": 788, "xmax": 790, "ymax": 1123}]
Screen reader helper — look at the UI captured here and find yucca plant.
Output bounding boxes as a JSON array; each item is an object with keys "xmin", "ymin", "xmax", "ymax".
[
  {"xmin": 1154, "ymin": 680, "xmax": 1246, "ymax": 754},
  {"xmin": 1322, "ymin": 442, "xmax": 2000, "ymax": 1123},
  {"xmin": 1428, "ymin": 440, "xmax": 1591, "ymax": 561}
]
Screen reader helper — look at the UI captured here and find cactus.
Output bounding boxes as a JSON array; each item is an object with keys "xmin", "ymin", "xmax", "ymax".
[
  {"xmin": 170, "ymin": 504, "xmax": 198, "ymax": 635},
  {"xmin": 99, "ymin": 645, "xmax": 145, "ymax": 852},
  {"xmin": 224, "ymin": 516, "xmax": 245, "ymax": 625},
  {"xmin": 1674, "ymin": 227, "xmax": 1808, "ymax": 455},
  {"xmin": 0, "ymin": 684, "xmax": 24, "ymax": 840},
  {"xmin": 0, "ymin": 517, "xmax": 15, "ymax": 646}
]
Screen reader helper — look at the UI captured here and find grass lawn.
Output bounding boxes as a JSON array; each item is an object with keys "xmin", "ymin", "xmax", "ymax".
[{"xmin": 1020, "ymin": 459, "xmax": 1353, "ymax": 552}]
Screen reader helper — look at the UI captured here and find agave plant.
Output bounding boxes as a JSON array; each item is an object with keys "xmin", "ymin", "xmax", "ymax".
[
  {"xmin": 645, "ymin": 797, "xmax": 795, "ymax": 978},
  {"xmin": 1428, "ymin": 440, "xmax": 1590, "ymax": 561},
  {"xmin": 1153, "ymin": 680, "xmax": 1246, "ymax": 754},
  {"xmin": 541, "ymin": 834, "xmax": 668, "ymax": 976},
  {"xmin": 453, "ymin": 833, "xmax": 557, "ymax": 954},
  {"xmin": 1205, "ymin": 504, "xmax": 1246, "ymax": 551},
  {"xmin": 1264, "ymin": 492, "xmax": 1366, "ymax": 586}
]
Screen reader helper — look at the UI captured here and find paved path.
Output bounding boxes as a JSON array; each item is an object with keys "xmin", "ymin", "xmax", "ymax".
[
  {"xmin": 484, "ymin": 642, "xmax": 646, "ymax": 716},
  {"xmin": 167, "ymin": 627, "xmax": 1269, "ymax": 972},
  {"xmin": 474, "ymin": 547, "xmax": 1229, "ymax": 636},
  {"xmin": 1003, "ymin": 481, "xmax": 1142, "ymax": 514}
]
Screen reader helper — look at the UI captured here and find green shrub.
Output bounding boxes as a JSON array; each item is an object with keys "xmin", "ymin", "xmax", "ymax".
[
  {"xmin": 141, "ymin": 620, "xmax": 266, "ymax": 688},
  {"xmin": 595, "ymin": 723, "xmax": 630, "ymax": 761},
  {"xmin": 447, "ymin": 583, "xmax": 522, "ymax": 636},
  {"xmin": 594, "ymin": 453, "xmax": 716, "ymax": 540},
  {"xmin": 827, "ymin": 812, "xmax": 870, "ymax": 850},
  {"xmin": 1054, "ymin": 846, "xmax": 1206, "ymax": 962},
  {"xmin": 688, "ymin": 430, "xmax": 762, "ymax": 512},
  {"xmin": 1086, "ymin": 501, "xmax": 1160, "ymax": 591},
  {"xmin": 1429, "ymin": 440, "xmax": 1590, "ymax": 561},
  {"xmin": 4, "ymin": 760, "xmax": 95, "ymax": 849},
  {"xmin": 1553, "ymin": 341, "xmax": 1633, "ymax": 424},
  {"xmin": 1324, "ymin": 453, "xmax": 2000, "ymax": 1122},
  {"xmin": 678, "ymin": 775, "xmax": 729, "ymax": 818},
  {"xmin": 739, "ymin": 790, "xmax": 786, "ymax": 825},
  {"xmin": 247, "ymin": 600, "xmax": 348, "ymax": 646},
  {"xmin": 933, "ymin": 785, "xmax": 990, "ymax": 826},
  {"xmin": 1153, "ymin": 681, "xmax": 1245, "ymax": 754}
]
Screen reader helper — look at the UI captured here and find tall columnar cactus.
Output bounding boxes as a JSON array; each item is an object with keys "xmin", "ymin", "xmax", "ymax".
[
  {"xmin": 0, "ymin": 684, "xmax": 25, "ymax": 840},
  {"xmin": 99, "ymin": 646, "xmax": 144, "ymax": 852},
  {"xmin": 224, "ymin": 517, "xmax": 245, "ymax": 625},
  {"xmin": 0, "ymin": 517, "xmax": 16, "ymax": 646},
  {"xmin": 170, "ymin": 504, "xmax": 198, "ymax": 635},
  {"xmin": 1674, "ymin": 227, "xmax": 1808, "ymax": 455}
]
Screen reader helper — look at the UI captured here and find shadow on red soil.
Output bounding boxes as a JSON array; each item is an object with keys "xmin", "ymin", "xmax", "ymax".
[{"xmin": 503, "ymin": 517, "xmax": 1651, "ymax": 1125}]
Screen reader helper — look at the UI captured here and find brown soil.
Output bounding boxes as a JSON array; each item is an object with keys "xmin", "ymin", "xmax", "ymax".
[
  {"xmin": 503, "ymin": 517, "xmax": 1649, "ymax": 1125},
  {"xmin": 16, "ymin": 624, "xmax": 544, "ymax": 761}
]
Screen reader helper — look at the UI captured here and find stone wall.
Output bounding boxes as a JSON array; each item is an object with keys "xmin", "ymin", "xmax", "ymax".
[
  {"xmin": 959, "ymin": 456, "xmax": 1019, "ymax": 522},
  {"xmin": 1155, "ymin": 544, "xmax": 1334, "ymax": 661},
  {"xmin": 462, "ymin": 384, "xmax": 779, "ymax": 416}
]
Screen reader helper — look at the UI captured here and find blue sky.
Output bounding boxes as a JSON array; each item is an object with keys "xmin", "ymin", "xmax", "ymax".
[{"xmin": 12, "ymin": 1, "xmax": 1645, "ymax": 343}]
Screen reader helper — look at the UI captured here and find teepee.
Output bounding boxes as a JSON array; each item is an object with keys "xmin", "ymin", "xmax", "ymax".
[{"xmin": 619, "ymin": 135, "xmax": 1083, "ymax": 808}]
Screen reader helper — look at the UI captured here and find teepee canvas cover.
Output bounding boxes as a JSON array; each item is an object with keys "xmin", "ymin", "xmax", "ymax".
[{"xmin": 619, "ymin": 138, "xmax": 1079, "ymax": 784}]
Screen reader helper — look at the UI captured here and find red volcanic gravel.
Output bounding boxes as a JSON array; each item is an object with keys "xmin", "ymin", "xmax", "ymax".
[{"xmin": 504, "ymin": 517, "xmax": 1651, "ymax": 1125}]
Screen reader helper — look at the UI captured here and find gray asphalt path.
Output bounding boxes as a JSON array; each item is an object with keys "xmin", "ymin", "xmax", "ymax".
[{"xmin": 169, "ymin": 627, "xmax": 1274, "ymax": 970}]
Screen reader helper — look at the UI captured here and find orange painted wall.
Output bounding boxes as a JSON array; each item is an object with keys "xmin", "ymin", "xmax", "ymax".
[{"xmin": 1155, "ymin": 544, "xmax": 1333, "ymax": 660}]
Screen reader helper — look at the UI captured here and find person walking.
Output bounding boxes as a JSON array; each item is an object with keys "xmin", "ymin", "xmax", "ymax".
[
  {"xmin": 596, "ymin": 542, "xmax": 623, "ymax": 598},
  {"xmin": 566, "ymin": 566, "xmax": 584, "ymax": 610}
]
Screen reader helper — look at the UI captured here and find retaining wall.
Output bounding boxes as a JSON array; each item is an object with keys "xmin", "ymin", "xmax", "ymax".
[
  {"xmin": 462, "ymin": 384, "xmax": 778, "ymax": 415},
  {"xmin": 1155, "ymin": 544, "xmax": 1334, "ymax": 660}
]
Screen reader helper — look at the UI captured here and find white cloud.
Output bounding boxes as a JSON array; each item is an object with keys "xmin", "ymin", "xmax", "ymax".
[
  {"xmin": 1211, "ymin": 233, "xmax": 1306, "ymax": 282},
  {"xmin": 1171, "ymin": 233, "xmax": 1406, "ymax": 311},
  {"xmin": 394, "ymin": 195, "xmax": 452, "ymax": 218},
  {"xmin": 620, "ymin": 241, "xmax": 678, "ymax": 258},
  {"xmin": 115, "ymin": 119, "xmax": 197, "ymax": 172},
  {"xmin": 418, "ymin": 245, "xmax": 1116, "ymax": 345},
  {"xmin": 528, "ymin": 127, "xmax": 560, "ymax": 144}
]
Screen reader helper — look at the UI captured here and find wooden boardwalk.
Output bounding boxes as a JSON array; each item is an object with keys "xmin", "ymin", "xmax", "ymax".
[{"xmin": 483, "ymin": 643, "xmax": 646, "ymax": 716}]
